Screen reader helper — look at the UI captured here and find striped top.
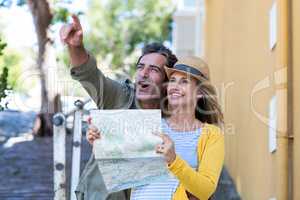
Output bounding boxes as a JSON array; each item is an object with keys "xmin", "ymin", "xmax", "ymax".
[{"xmin": 130, "ymin": 118, "xmax": 202, "ymax": 200}]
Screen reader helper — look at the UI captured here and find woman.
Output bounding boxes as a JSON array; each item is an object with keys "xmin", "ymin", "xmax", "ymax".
[{"xmin": 88, "ymin": 56, "xmax": 224, "ymax": 200}]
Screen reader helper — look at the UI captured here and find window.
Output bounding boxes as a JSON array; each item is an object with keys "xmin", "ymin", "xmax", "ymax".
[{"xmin": 184, "ymin": 0, "xmax": 196, "ymax": 8}]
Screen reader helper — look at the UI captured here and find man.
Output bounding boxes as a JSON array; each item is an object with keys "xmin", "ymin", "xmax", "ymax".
[{"xmin": 60, "ymin": 15, "xmax": 177, "ymax": 200}]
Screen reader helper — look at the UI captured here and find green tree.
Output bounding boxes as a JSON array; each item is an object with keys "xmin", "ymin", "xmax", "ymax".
[
  {"xmin": 84, "ymin": 0, "xmax": 174, "ymax": 77},
  {"xmin": 0, "ymin": 38, "xmax": 9, "ymax": 110},
  {"xmin": 0, "ymin": 49, "xmax": 22, "ymax": 91},
  {"xmin": 1, "ymin": 0, "xmax": 74, "ymax": 134},
  {"xmin": 1, "ymin": 0, "xmax": 74, "ymax": 108}
]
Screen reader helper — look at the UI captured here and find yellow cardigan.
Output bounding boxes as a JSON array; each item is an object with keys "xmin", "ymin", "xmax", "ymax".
[{"xmin": 167, "ymin": 123, "xmax": 225, "ymax": 200}]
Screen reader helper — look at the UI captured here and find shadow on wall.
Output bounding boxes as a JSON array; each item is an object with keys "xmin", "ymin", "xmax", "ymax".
[{"xmin": 213, "ymin": 167, "xmax": 241, "ymax": 200}]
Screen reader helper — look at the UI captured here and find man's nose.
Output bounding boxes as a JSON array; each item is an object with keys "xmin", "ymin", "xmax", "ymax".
[{"xmin": 139, "ymin": 66, "xmax": 150, "ymax": 78}]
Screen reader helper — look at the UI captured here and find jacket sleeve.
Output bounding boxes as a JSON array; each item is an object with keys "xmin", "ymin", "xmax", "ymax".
[
  {"xmin": 70, "ymin": 53, "xmax": 133, "ymax": 109},
  {"xmin": 167, "ymin": 127, "xmax": 225, "ymax": 200}
]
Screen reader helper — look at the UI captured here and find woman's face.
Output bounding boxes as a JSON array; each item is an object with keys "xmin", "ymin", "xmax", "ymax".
[{"xmin": 167, "ymin": 71, "xmax": 199, "ymax": 110}]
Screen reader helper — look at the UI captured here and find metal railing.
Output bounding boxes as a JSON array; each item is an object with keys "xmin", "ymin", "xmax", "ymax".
[{"xmin": 53, "ymin": 99, "xmax": 91, "ymax": 200}]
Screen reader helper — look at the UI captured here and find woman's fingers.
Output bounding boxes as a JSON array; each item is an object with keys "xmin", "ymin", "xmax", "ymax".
[
  {"xmin": 86, "ymin": 118, "xmax": 101, "ymax": 145},
  {"xmin": 155, "ymin": 144, "xmax": 166, "ymax": 154},
  {"xmin": 154, "ymin": 136, "xmax": 176, "ymax": 164},
  {"xmin": 88, "ymin": 129, "xmax": 101, "ymax": 138},
  {"xmin": 87, "ymin": 135, "xmax": 94, "ymax": 144},
  {"xmin": 86, "ymin": 128, "xmax": 101, "ymax": 145},
  {"xmin": 155, "ymin": 144, "xmax": 163, "ymax": 154},
  {"xmin": 87, "ymin": 134, "xmax": 100, "ymax": 145},
  {"xmin": 92, "ymin": 131, "xmax": 101, "ymax": 138}
]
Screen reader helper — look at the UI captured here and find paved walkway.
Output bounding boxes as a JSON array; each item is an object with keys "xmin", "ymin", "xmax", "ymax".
[{"xmin": 0, "ymin": 134, "xmax": 91, "ymax": 200}]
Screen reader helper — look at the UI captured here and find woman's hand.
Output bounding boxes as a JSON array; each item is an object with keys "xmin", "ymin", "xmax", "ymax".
[
  {"xmin": 154, "ymin": 133, "xmax": 176, "ymax": 165},
  {"xmin": 86, "ymin": 117, "xmax": 101, "ymax": 145}
]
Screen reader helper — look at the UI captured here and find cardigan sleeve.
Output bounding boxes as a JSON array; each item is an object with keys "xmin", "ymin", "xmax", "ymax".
[{"xmin": 167, "ymin": 126, "xmax": 225, "ymax": 200}]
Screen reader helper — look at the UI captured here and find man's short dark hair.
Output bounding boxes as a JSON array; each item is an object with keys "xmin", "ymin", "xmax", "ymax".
[{"xmin": 137, "ymin": 43, "xmax": 178, "ymax": 68}]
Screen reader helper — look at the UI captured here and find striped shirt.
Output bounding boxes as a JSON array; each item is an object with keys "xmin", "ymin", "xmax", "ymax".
[{"xmin": 130, "ymin": 118, "xmax": 202, "ymax": 200}]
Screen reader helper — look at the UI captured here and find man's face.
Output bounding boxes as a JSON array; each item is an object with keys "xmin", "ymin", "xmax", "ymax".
[{"xmin": 135, "ymin": 53, "xmax": 167, "ymax": 102}]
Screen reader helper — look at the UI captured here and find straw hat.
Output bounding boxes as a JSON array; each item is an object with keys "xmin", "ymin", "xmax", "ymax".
[{"xmin": 164, "ymin": 56, "xmax": 210, "ymax": 81}]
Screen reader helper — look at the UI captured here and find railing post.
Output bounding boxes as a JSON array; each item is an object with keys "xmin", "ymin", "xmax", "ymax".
[
  {"xmin": 53, "ymin": 113, "xmax": 66, "ymax": 200},
  {"xmin": 70, "ymin": 100, "xmax": 84, "ymax": 200}
]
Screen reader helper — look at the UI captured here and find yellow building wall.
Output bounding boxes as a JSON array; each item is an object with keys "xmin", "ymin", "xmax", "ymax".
[
  {"xmin": 292, "ymin": 0, "xmax": 300, "ymax": 199},
  {"xmin": 204, "ymin": 0, "xmax": 281, "ymax": 199}
]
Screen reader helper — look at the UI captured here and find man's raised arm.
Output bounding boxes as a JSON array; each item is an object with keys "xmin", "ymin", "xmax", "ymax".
[
  {"xmin": 60, "ymin": 14, "xmax": 89, "ymax": 67},
  {"xmin": 60, "ymin": 15, "xmax": 133, "ymax": 109}
]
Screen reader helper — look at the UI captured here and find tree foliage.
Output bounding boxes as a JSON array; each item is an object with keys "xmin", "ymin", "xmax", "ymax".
[
  {"xmin": 0, "ymin": 48, "xmax": 22, "ymax": 90},
  {"xmin": 84, "ymin": 0, "xmax": 174, "ymax": 76},
  {"xmin": 0, "ymin": 38, "xmax": 9, "ymax": 110}
]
